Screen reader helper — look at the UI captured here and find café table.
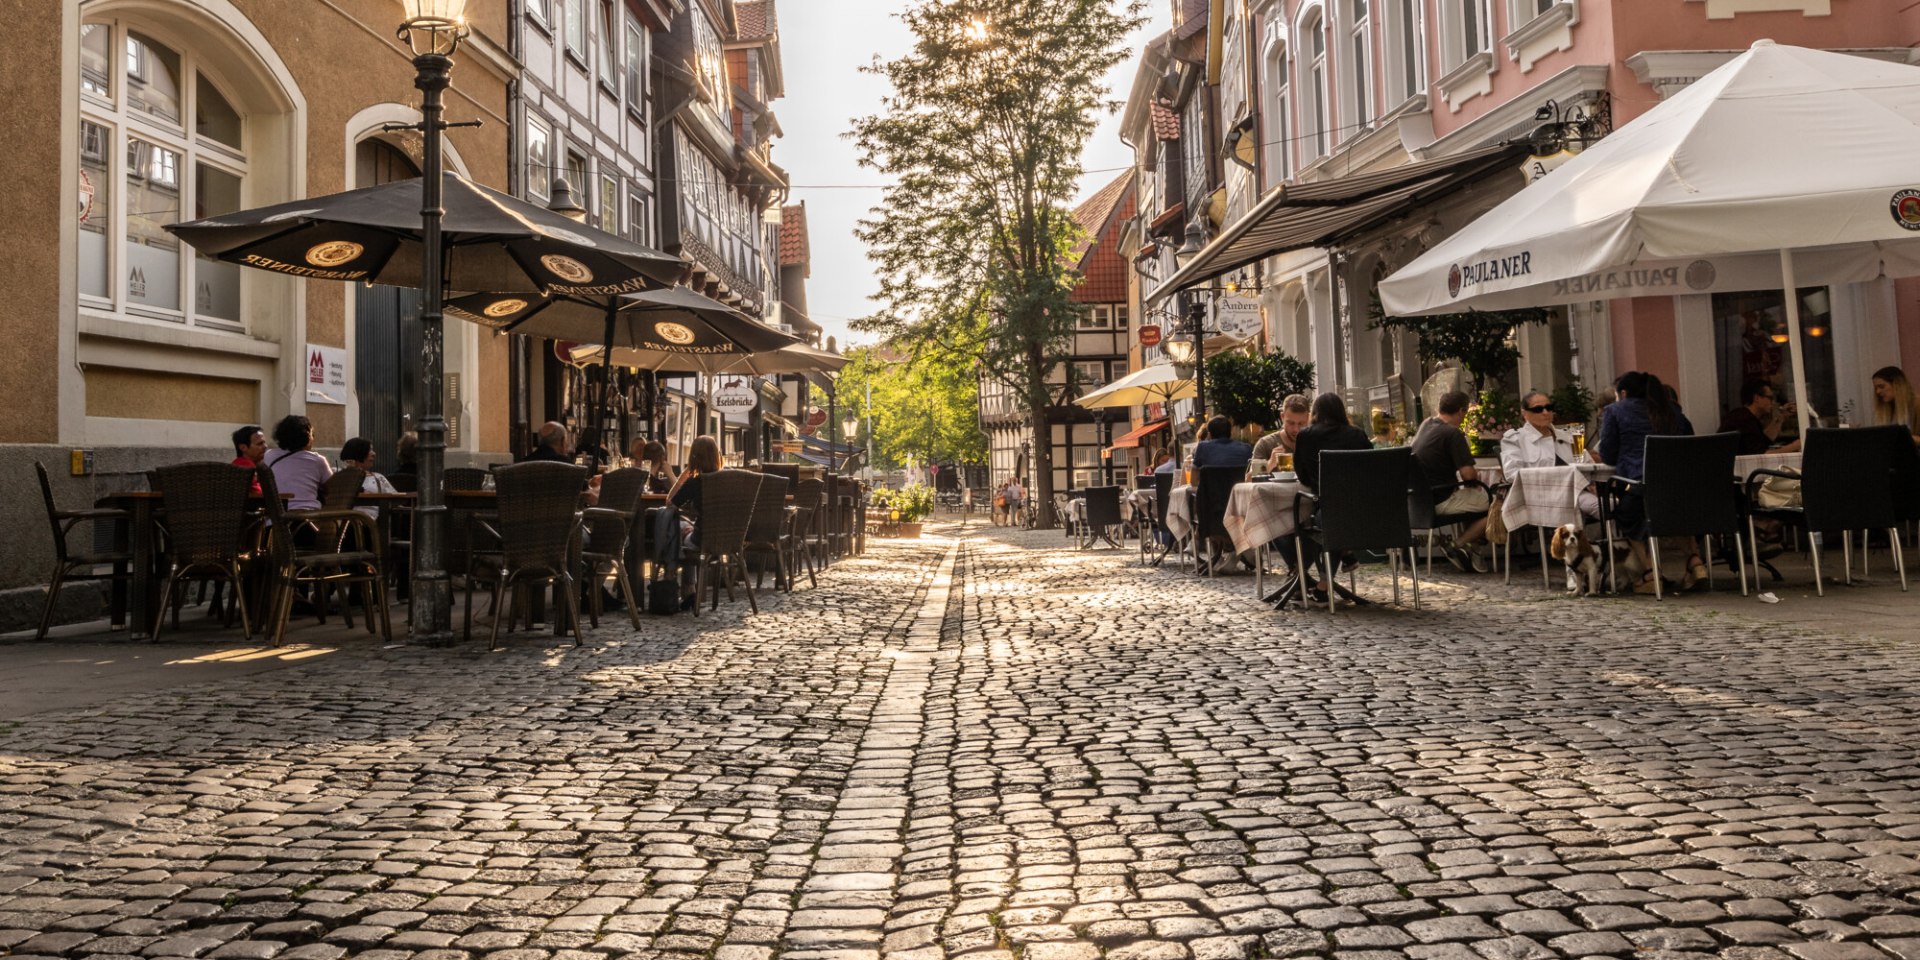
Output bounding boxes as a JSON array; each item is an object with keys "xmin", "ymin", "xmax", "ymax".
[
  {"xmin": 1165, "ymin": 484, "xmax": 1196, "ymax": 541},
  {"xmin": 1499, "ymin": 462, "xmax": 1615, "ymax": 591},
  {"xmin": 1734, "ymin": 451, "xmax": 1801, "ymax": 479},
  {"xmin": 1223, "ymin": 479, "xmax": 1308, "ymax": 601}
]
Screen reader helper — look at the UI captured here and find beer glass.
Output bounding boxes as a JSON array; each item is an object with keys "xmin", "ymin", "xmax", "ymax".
[
  {"xmin": 1276, "ymin": 452, "xmax": 1293, "ymax": 473},
  {"xmin": 1570, "ymin": 425, "xmax": 1587, "ymax": 462}
]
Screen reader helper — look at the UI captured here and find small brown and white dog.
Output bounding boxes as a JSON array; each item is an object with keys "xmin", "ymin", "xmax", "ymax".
[{"xmin": 1549, "ymin": 522, "xmax": 1604, "ymax": 597}]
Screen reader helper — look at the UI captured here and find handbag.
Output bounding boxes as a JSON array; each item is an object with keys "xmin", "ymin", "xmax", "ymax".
[
  {"xmin": 647, "ymin": 578, "xmax": 681, "ymax": 616},
  {"xmin": 1755, "ymin": 470, "xmax": 1802, "ymax": 509},
  {"xmin": 1486, "ymin": 492, "xmax": 1509, "ymax": 545}
]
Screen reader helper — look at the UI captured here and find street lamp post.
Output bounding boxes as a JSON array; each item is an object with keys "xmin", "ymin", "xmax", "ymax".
[
  {"xmin": 1168, "ymin": 220, "xmax": 1210, "ymax": 425},
  {"xmin": 396, "ymin": 0, "xmax": 472, "ymax": 645}
]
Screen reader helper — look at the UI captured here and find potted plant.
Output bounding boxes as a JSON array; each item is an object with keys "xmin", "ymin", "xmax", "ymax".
[
  {"xmin": 1548, "ymin": 378, "xmax": 1595, "ymax": 430},
  {"xmin": 872, "ymin": 484, "xmax": 934, "ymax": 537},
  {"xmin": 1461, "ymin": 389, "xmax": 1520, "ymax": 457}
]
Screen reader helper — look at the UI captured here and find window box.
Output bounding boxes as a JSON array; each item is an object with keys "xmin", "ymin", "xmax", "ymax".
[{"xmin": 1434, "ymin": 51, "xmax": 1494, "ymax": 113}]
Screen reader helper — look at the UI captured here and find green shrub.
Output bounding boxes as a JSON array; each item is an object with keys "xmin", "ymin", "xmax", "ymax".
[{"xmin": 872, "ymin": 484, "xmax": 935, "ymax": 522}]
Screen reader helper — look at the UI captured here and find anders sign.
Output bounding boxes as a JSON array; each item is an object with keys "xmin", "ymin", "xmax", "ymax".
[{"xmin": 711, "ymin": 378, "xmax": 757, "ymax": 415}]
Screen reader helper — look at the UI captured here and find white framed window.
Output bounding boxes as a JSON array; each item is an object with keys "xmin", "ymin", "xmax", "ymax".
[
  {"xmin": 1512, "ymin": 0, "xmax": 1555, "ymax": 21},
  {"xmin": 1301, "ymin": 8, "xmax": 1329, "ymax": 159},
  {"xmin": 1345, "ymin": 0, "xmax": 1372, "ymax": 133},
  {"xmin": 691, "ymin": 6, "xmax": 728, "ymax": 110},
  {"xmin": 79, "ymin": 20, "xmax": 247, "ymax": 331},
  {"xmin": 1453, "ymin": 0, "xmax": 1489, "ymax": 64},
  {"xmin": 595, "ymin": 0, "xmax": 618, "ymax": 88},
  {"xmin": 1072, "ymin": 361, "xmax": 1108, "ymax": 389},
  {"xmin": 1079, "ymin": 305, "xmax": 1112, "ymax": 330},
  {"xmin": 564, "ymin": 151, "xmax": 588, "ymax": 201},
  {"xmin": 526, "ymin": 115, "xmax": 551, "ymax": 198},
  {"xmin": 1261, "ymin": 24, "xmax": 1292, "ymax": 188},
  {"xmin": 526, "ymin": 0, "xmax": 551, "ymax": 27},
  {"xmin": 624, "ymin": 21, "xmax": 645, "ymax": 111},
  {"xmin": 628, "ymin": 191, "xmax": 648, "ymax": 246},
  {"xmin": 599, "ymin": 172, "xmax": 618, "ymax": 232},
  {"xmin": 1384, "ymin": 0, "xmax": 1427, "ymax": 104},
  {"xmin": 564, "ymin": 0, "xmax": 586, "ymax": 62}
]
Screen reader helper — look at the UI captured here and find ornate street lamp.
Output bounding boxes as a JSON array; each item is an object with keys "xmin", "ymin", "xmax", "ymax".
[
  {"xmin": 1169, "ymin": 220, "xmax": 1210, "ymax": 421},
  {"xmin": 397, "ymin": 0, "xmax": 471, "ymax": 644},
  {"xmin": 546, "ymin": 177, "xmax": 589, "ymax": 222}
]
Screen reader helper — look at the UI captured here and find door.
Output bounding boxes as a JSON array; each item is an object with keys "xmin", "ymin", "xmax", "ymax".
[{"xmin": 354, "ymin": 139, "xmax": 422, "ymax": 474}]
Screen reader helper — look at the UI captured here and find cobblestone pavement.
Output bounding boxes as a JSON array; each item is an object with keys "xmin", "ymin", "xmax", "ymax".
[{"xmin": 5, "ymin": 522, "xmax": 1920, "ymax": 960}]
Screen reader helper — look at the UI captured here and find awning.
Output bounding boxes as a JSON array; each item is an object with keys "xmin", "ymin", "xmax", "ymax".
[
  {"xmin": 1145, "ymin": 140, "xmax": 1535, "ymax": 307},
  {"xmin": 1105, "ymin": 418, "xmax": 1169, "ymax": 454}
]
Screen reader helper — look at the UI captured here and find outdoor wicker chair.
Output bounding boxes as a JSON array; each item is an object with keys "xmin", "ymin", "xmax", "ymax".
[
  {"xmin": 445, "ymin": 467, "xmax": 490, "ymax": 492},
  {"xmin": 465, "ymin": 461, "xmax": 587, "ymax": 649},
  {"xmin": 32, "ymin": 462, "xmax": 133, "ymax": 641},
  {"xmin": 256, "ymin": 465, "xmax": 392, "ymax": 646},
  {"xmin": 742, "ymin": 472, "xmax": 794, "ymax": 592},
  {"xmin": 690, "ymin": 470, "xmax": 765, "ymax": 615},
  {"xmin": 788, "ymin": 477, "xmax": 825, "ymax": 589},
  {"xmin": 581, "ymin": 467, "xmax": 646, "ymax": 629},
  {"xmin": 150, "ymin": 462, "xmax": 257, "ymax": 642}
]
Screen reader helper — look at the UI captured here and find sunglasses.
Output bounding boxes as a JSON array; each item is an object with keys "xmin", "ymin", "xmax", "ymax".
[{"xmin": 1524, "ymin": 404, "xmax": 1554, "ymax": 413}]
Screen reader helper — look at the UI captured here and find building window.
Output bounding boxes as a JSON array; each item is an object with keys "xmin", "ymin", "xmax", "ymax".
[
  {"xmin": 1456, "ymin": 0, "xmax": 1488, "ymax": 63},
  {"xmin": 564, "ymin": 151, "xmax": 587, "ymax": 201},
  {"xmin": 691, "ymin": 6, "xmax": 727, "ymax": 108},
  {"xmin": 596, "ymin": 0, "xmax": 618, "ymax": 86},
  {"xmin": 1346, "ymin": 0, "xmax": 1372, "ymax": 133},
  {"xmin": 80, "ymin": 20, "xmax": 246, "ymax": 330},
  {"xmin": 526, "ymin": 115, "xmax": 551, "ymax": 198},
  {"xmin": 1072, "ymin": 361, "xmax": 1108, "ymax": 389},
  {"xmin": 1303, "ymin": 9, "xmax": 1329, "ymax": 158},
  {"xmin": 599, "ymin": 172, "xmax": 618, "ymax": 232},
  {"xmin": 628, "ymin": 191, "xmax": 648, "ymax": 246},
  {"xmin": 1262, "ymin": 29, "xmax": 1291, "ymax": 188},
  {"xmin": 1386, "ymin": 0, "xmax": 1427, "ymax": 103},
  {"xmin": 526, "ymin": 0, "xmax": 550, "ymax": 26},
  {"xmin": 1079, "ymin": 305, "xmax": 1111, "ymax": 330},
  {"xmin": 1512, "ymin": 0, "xmax": 1554, "ymax": 21},
  {"xmin": 624, "ymin": 22, "xmax": 644, "ymax": 110},
  {"xmin": 564, "ymin": 0, "xmax": 586, "ymax": 61}
]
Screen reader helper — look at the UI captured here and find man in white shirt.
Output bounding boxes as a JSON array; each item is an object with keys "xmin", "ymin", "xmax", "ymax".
[{"xmin": 1500, "ymin": 389, "xmax": 1599, "ymax": 517}]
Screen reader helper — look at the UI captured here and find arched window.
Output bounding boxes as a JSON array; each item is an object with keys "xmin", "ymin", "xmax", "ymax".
[
  {"xmin": 1345, "ymin": 0, "xmax": 1372, "ymax": 133},
  {"xmin": 1301, "ymin": 8, "xmax": 1328, "ymax": 159},
  {"xmin": 78, "ymin": 18, "xmax": 248, "ymax": 330},
  {"xmin": 1261, "ymin": 27, "xmax": 1292, "ymax": 188},
  {"xmin": 1383, "ymin": 0, "xmax": 1426, "ymax": 104}
]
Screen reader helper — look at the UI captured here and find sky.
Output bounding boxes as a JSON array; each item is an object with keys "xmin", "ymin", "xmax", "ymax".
[{"xmin": 777, "ymin": 1, "xmax": 1173, "ymax": 349}]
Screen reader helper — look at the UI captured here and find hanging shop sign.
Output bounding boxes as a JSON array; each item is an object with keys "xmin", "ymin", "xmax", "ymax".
[
  {"xmin": 711, "ymin": 378, "xmax": 757, "ymax": 414},
  {"xmin": 1138, "ymin": 324, "xmax": 1162, "ymax": 347}
]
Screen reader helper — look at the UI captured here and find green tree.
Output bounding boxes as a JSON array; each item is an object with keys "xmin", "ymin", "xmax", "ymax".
[
  {"xmin": 1204, "ymin": 349, "xmax": 1317, "ymax": 429},
  {"xmin": 838, "ymin": 346, "xmax": 988, "ymax": 472},
  {"xmin": 1369, "ymin": 295, "xmax": 1548, "ymax": 389},
  {"xmin": 850, "ymin": 0, "xmax": 1144, "ymax": 527}
]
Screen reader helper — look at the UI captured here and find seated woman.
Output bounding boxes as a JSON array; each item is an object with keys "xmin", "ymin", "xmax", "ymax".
[
  {"xmin": 263, "ymin": 415, "xmax": 333, "ymax": 513},
  {"xmin": 666, "ymin": 435, "xmax": 725, "ymax": 548},
  {"xmin": 629, "ymin": 439, "xmax": 678, "ymax": 494},
  {"xmin": 1593, "ymin": 371, "xmax": 1700, "ymax": 593},
  {"xmin": 1271, "ymin": 393, "xmax": 1372, "ymax": 604},
  {"xmin": 1871, "ymin": 366, "xmax": 1920, "ymax": 443},
  {"xmin": 1500, "ymin": 389, "xmax": 1601, "ymax": 519}
]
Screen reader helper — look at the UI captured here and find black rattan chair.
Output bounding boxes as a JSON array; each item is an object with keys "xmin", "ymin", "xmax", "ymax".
[
  {"xmin": 742, "ymin": 472, "xmax": 794, "ymax": 592},
  {"xmin": 581, "ymin": 467, "xmax": 647, "ymax": 629},
  {"xmin": 465, "ymin": 461, "xmax": 587, "ymax": 649},
  {"xmin": 788, "ymin": 477, "xmax": 825, "ymax": 589},
  {"xmin": 1192, "ymin": 466, "xmax": 1242, "ymax": 575},
  {"xmin": 1149, "ymin": 471, "xmax": 1180, "ymax": 568},
  {"xmin": 1747, "ymin": 426, "xmax": 1905, "ymax": 595},
  {"xmin": 690, "ymin": 470, "xmax": 765, "ymax": 615},
  {"xmin": 1078, "ymin": 485, "xmax": 1125, "ymax": 549},
  {"xmin": 256, "ymin": 466, "xmax": 391, "ymax": 646},
  {"xmin": 149, "ymin": 462, "xmax": 256, "ymax": 642},
  {"xmin": 1642, "ymin": 432, "xmax": 1747, "ymax": 599},
  {"xmin": 33, "ymin": 462, "xmax": 133, "ymax": 641},
  {"xmin": 1294, "ymin": 448, "xmax": 1421, "ymax": 611}
]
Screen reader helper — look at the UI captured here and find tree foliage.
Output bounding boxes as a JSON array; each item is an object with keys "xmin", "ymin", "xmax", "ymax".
[
  {"xmin": 1369, "ymin": 296, "xmax": 1549, "ymax": 389},
  {"xmin": 838, "ymin": 346, "xmax": 987, "ymax": 471},
  {"xmin": 849, "ymin": 0, "xmax": 1144, "ymax": 524},
  {"xmin": 1204, "ymin": 349, "xmax": 1318, "ymax": 429}
]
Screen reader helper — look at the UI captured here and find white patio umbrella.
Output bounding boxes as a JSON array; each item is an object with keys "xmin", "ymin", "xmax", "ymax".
[
  {"xmin": 1076, "ymin": 362, "xmax": 1196, "ymax": 409},
  {"xmin": 1379, "ymin": 40, "xmax": 1920, "ymax": 435}
]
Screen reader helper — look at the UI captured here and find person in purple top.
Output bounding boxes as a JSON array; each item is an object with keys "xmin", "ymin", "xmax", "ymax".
[{"xmin": 263, "ymin": 414, "xmax": 334, "ymax": 513}]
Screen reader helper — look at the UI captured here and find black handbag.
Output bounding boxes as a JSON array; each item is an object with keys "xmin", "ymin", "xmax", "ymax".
[{"xmin": 647, "ymin": 578, "xmax": 681, "ymax": 616}]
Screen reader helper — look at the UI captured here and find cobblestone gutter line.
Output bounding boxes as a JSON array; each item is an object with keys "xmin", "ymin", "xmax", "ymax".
[{"xmin": 769, "ymin": 539, "xmax": 958, "ymax": 960}]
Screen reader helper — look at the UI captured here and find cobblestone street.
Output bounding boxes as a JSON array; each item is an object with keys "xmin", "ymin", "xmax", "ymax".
[{"xmin": 5, "ymin": 522, "xmax": 1920, "ymax": 960}]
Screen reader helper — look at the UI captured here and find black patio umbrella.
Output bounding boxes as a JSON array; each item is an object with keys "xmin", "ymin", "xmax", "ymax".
[
  {"xmin": 445, "ymin": 286, "xmax": 804, "ymax": 463},
  {"xmin": 165, "ymin": 172, "xmax": 685, "ymax": 295}
]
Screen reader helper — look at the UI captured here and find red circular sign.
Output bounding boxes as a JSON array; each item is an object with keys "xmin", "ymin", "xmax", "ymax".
[
  {"xmin": 806, "ymin": 407, "xmax": 828, "ymax": 428},
  {"xmin": 1138, "ymin": 324, "xmax": 1162, "ymax": 347}
]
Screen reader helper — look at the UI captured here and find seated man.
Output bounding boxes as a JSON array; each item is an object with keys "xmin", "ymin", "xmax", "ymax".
[
  {"xmin": 1253, "ymin": 394, "xmax": 1312, "ymax": 473},
  {"xmin": 1412, "ymin": 390, "xmax": 1492, "ymax": 572},
  {"xmin": 1191, "ymin": 416, "xmax": 1252, "ymax": 470},
  {"xmin": 1718, "ymin": 380, "xmax": 1799, "ymax": 456},
  {"xmin": 1500, "ymin": 389, "xmax": 1600, "ymax": 519}
]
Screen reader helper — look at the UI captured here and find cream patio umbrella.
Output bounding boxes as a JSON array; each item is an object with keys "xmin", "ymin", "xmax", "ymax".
[{"xmin": 1379, "ymin": 40, "xmax": 1920, "ymax": 436}]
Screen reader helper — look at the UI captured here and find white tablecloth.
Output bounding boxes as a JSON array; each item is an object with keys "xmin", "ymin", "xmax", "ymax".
[
  {"xmin": 1734, "ymin": 451, "xmax": 1801, "ymax": 480},
  {"xmin": 1502, "ymin": 463, "xmax": 1612, "ymax": 531},
  {"xmin": 1126, "ymin": 488, "xmax": 1156, "ymax": 517},
  {"xmin": 1166, "ymin": 485, "xmax": 1195, "ymax": 540},
  {"xmin": 1224, "ymin": 481, "xmax": 1308, "ymax": 555}
]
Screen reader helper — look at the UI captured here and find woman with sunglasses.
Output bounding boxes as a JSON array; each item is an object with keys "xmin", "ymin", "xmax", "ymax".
[{"xmin": 1501, "ymin": 389, "xmax": 1601, "ymax": 519}]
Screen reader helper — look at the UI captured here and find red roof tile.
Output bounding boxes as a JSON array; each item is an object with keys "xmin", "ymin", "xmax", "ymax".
[
  {"xmin": 1150, "ymin": 102, "xmax": 1181, "ymax": 142},
  {"xmin": 778, "ymin": 203, "xmax": 809, "ymax": 267},
  {"xmin": 735, "ymin": 0, "xmax": 776, "ymax": 39}
]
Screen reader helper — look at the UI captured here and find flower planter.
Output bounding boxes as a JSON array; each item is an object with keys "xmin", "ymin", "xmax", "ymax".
[{"xmin": 897, "ymin": 521, "xmax": 923, "ymax": 539}]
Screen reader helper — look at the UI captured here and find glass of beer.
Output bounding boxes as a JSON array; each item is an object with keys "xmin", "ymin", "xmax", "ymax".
[
  {"xmin": 1570, "ymin": 426, "xmax": 1587, "ymax": 462},
  {"xmin": 1275, "ymin": 452, "xmax": 1293, "ymax": 473}
]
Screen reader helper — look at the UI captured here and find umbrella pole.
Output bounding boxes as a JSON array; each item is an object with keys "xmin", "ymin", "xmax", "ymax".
[
  {"xmin": 1780, "ymin": 249, "xmax": 1813, "ymax": 438},
  {"xmin": 594, "ymin": 302, "xmax": 618, "ymax": 471}
]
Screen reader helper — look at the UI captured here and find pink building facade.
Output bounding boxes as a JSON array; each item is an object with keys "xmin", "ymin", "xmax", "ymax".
[{"xmin": 1132, "ymin": 0, "xmax": 1920, "ymax": 431}]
